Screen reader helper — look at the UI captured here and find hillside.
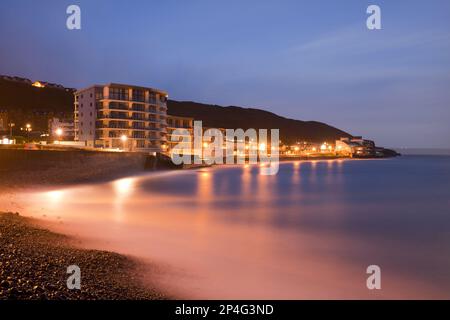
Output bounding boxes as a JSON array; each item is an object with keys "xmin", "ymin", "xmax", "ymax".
[
  {"xmin": 0, "ymin": 77, "xmax": 352, "ymax": 143},
  {"xmin": 167, "ymin": 100, "xmax": 352, "ymax": 144},
  {"xmin": 0, "ymin": 78, "xmax": 73, "ymax": 113}
]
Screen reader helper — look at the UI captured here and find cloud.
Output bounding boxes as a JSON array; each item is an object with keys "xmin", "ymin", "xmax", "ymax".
[{"xmin": 291, "ymin": 25, "xmax": 450, "ymax": 58}]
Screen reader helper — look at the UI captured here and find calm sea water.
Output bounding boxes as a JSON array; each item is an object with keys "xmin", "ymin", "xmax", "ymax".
[{"xmin": 3, "ymin": 156, "xmax": 450, "ymax": 298}]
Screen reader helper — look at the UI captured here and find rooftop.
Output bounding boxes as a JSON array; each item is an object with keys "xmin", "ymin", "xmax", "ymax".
[{"xmin": 76, "ymin": 83, "xmax": 168, "ymax": 96}]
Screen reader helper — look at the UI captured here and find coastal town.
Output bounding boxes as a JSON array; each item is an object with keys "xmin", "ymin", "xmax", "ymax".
[
  {"xmin": 1, "ymin": 0, "xmax": 449, "ymax": 308},
  {"xmin": 0, "ymin": 74, "xmax": 396, "ymax": 164}
]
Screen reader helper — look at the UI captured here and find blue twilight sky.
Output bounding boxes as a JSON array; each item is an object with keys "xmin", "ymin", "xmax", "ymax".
[{"xmin": 0, "ymin": 0, "xmax": 449, "ymax": 148}]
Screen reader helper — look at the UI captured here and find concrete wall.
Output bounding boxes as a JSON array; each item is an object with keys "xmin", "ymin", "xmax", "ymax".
[{"xmin": 0, "ymin": 149, "xmax": 148, "ymax": 188}]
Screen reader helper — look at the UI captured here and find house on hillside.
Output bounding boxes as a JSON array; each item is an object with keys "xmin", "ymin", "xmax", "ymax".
[{"xmin": 336, "ymin": 137, "xmax": 376, "ymax": 157}]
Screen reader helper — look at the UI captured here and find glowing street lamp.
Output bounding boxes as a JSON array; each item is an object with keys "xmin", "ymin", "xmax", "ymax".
[
  {"xmin": 120, "ymin": 134, "xmax": 128, "ymax": 151},
  {"xmin": 55, "ymin": 128, "xmax": 63, "ymax": 137},
  {"xmin": 25, "ymin": 123, "xmax": 32, "ymax": 140}
]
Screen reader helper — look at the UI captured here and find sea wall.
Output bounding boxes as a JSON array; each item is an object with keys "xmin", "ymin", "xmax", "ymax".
[{"xmin": 0, "ymin": 148, "xmax": 148, "ymax": 189}]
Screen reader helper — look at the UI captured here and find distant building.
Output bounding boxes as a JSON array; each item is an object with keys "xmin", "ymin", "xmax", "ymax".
[
  {"xmin": 48, "ymin": 117, "xmax": 75, "ymax": 140},
  {"xmin": 33, "ymin": 81, "xmax": 65, "ymax": 89},
  {"xmin": 336, "ymin": 137, "xmax": 376, "ymax": 157},
  {"xmin": 283, "ymin": 141, "xmax": 323, "ymax": 156},
  {"xmin": 74, "ymin": 83, "xmax": 168, "ymax": 152},
  {"xmin": 31, "ymin": 81, "xmax": 46, "ymax": 88}
]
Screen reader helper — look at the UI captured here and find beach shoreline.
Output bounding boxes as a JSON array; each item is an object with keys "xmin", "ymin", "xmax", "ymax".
[
  {"xmin": 0, "ymin": 149, "xmax": 374, "ymax": 192},
  {"xmin": 0, "ymin": 211, "xmax": 168, "ymax": 300}
]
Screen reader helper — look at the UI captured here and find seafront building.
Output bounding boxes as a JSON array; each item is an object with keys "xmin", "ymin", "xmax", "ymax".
[
  {"xmin": 335, "ymin": 137, "xmax": 376, "ymax": 157},
  {"xmin": 74, "ymin": 83, "xmax": 168, "ymax": 152},
  {"xmin": 166, "ymin": 115, "xmax": 194, "ymax": 154}
]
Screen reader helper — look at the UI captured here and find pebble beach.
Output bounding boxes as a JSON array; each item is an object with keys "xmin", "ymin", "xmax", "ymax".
[{"xmin": 0, "ymin": 211, "xmax": 166, "ymax": 300}]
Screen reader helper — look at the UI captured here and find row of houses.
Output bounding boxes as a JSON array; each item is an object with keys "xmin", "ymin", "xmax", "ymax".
[{"xmin": 1, "ymin": 81, "xmax": 378, "ymax": 157}]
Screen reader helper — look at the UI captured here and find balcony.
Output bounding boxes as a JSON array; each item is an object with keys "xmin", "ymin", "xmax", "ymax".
[
  {"xmin": 97, "ymin": 113, "xmax": 131, "ymax": 120},
  {"xmin": 107, "ymin": 94, "xmax": 129, "ymax": 101}
]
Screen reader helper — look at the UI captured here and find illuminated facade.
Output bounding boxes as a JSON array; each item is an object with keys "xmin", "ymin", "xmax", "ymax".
[
  {"xmin": 48, "ymin": 117, "xmax": 75, "ymax": 140},
  {"xmin": 74, "ymin": 83, "xmax": 168, "ymax": 152},
  {"xmin": 335, "ymin": 137, "xmax": 376, "ymax": 157}
]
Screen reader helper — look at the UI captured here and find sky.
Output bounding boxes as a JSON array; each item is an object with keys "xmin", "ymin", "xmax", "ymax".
[{"xmin": 0, "ymin": 0, "xmax": 449, "ymax": 148}]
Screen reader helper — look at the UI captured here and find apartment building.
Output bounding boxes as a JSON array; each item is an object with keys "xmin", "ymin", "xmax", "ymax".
[
  {"xmin": 166, "ymin": 115, "xmax": 194, "ymax": 154},
  {"xmin": 74, "ymin": 83, "xmax": 168, "ymax": 152}
]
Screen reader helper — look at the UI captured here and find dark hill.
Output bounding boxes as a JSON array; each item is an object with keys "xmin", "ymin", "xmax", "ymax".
[
  {"xmin": 167, "ymin": 100, "xmax": 352, "ymax": 144},
  {"xmin": 0, "ymin": 78, "xmax": 74, "ymax": 113}
]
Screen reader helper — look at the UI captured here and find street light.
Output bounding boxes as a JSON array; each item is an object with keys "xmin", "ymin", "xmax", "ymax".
[
  {"xmin": 121, "ymin": 135, "xmax": 128, "ymax": 151},
  {"xmin": 25, "ymin": 123, "xmax": 32, "ymax": 141},
  {"xmin": 55, "ymin": 128, "xmax": 63, "ymax": 142},
  {"xmin": 9, "ymin": 123, "xmax": 15, "ymax": 138}
]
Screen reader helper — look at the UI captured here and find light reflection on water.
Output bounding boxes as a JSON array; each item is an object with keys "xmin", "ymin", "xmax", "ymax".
[{"xmin": 2, "ymin": 156, "xmax": 450, "ymax": 299}]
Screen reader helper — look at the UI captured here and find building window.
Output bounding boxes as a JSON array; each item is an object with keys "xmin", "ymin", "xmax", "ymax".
[
  {"xmin": 149, "ymin": 93, "xmax": 157, "ymax": 104},
  {"xmin": 132, "ymin": 103, "xmax": 145, "ymax": 112},
  {"xmin": 95, "ymin": 89, "xmax": 103, "ymax": 100},
  {"xmin": 132, "ymin": 113, "xmax": 145, "ymax": 120},
  {"xmin": 132, "ymin": 89, "xmax": 145, "ymax": 102},
  {"xmin": 132, "ymin": 131, "xmax": 145, "ymax": 139},
  {"xmin": 109, "ymin": 87, "xmax": 129, "ymax": 101},
  {"xmin": 109, "ymin": 102, "xmax": 128, "ymax": 110}
]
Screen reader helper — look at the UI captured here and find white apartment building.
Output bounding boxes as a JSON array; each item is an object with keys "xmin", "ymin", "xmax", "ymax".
[{"xmin": 74, "ymin": 83, "xmax": 168, "ymax": 152}]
